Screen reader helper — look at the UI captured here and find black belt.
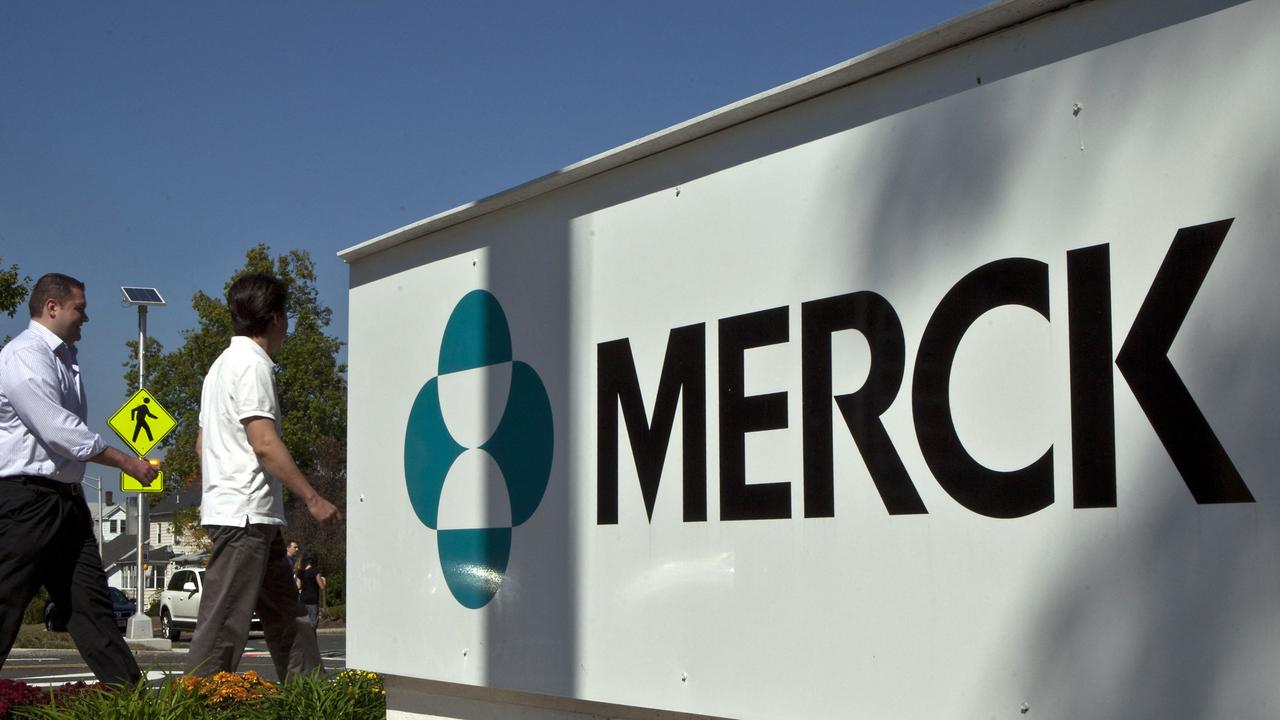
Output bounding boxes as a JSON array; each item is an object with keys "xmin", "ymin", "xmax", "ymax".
[{"xmin": 2, "ymin": 475, "xmax": 83, "ymax": 497}]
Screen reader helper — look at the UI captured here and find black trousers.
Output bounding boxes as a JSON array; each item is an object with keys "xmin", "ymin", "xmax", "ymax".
[
  {"xmin": 185, "ymin": 524, "xmax": 321, "ymax": 680},
  {"xmin": 0, "ymin": 479, "xmax": 142, "ymax": 685}
]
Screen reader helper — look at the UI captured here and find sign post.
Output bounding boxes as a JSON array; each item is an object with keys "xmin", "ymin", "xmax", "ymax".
[{"xmin": 118, "ymin": 287, "xmax": 167, "ymax": 641}]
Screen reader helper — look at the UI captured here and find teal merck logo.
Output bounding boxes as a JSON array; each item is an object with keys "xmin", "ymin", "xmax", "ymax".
[{"xmin": 403, "ymin": 290, "xmax": 554, "ymax": 609}]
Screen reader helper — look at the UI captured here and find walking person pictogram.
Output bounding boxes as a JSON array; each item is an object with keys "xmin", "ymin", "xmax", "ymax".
[{"xmin": 130, "ymin": 397, "xmax": 158, "ymax": 443}]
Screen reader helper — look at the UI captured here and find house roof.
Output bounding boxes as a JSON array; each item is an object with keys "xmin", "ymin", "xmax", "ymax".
[
  {"xmin": 103, "ymin": 535, "xmax": 180, "ymax": 568},
  {"xmin": 102, "ymin": 535, "xmax": 137, "ymax": 567},
  {"xmin": 150, "ymin": 486, "xmax": 202, "ymax": 519},
  {"xmin": 92, "ymin": 504, "xmax": 126, "ymax": 522},
  {"xmin": 171, "ymin": 551, "xmax": 210, "ymax": 566}
]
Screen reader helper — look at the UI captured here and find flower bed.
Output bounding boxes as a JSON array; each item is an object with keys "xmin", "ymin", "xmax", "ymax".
[{"xmin": 2, "ymin": 669, "xmax": 384, "ymax": 720}]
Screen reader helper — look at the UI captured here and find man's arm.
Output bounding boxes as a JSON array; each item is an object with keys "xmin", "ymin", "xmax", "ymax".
[
  {"xmin": 2, "ymin": 346, "xmax": 157, "ymax": 481},
  {"xmin": 88, "ymin": 446, "xmax": 159, "ymax": 482},
  {"xmin": 243, "ymin": 417, "xmax": 341, "ymax": 526}
]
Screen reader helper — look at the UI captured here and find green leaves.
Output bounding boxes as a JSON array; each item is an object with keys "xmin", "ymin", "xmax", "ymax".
[
  {"xmin": 0, "ymin": 260, "xmax": 27, "ymax": 318},
  {"xmin": 1, "ymin": 259, "xmax": 30, "ymax": 346},
  {"xmin": 125, "ymin": 245, "xmax": 347, "ymax": 491},
  {"xmin": 124, "ymin": 244, "xmax": 349, "ymax": 597}
]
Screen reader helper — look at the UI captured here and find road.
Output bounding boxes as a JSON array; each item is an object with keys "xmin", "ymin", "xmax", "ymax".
[{"xmin": 1, "ymin": 629, "xmax": 347, "ymax": 687}]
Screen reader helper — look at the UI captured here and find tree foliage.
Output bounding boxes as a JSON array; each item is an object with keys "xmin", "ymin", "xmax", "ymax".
[
  {"xmin": 1, "ymin": 259, "xmax": 30, "ymax": 345},
  {"xmin": 286, "ymin": 434, "xmax": 348, "ymax": 604},
  {"xmin": 126, "ymin": 245, "xmax": 347, "ymax": 575},
  {"xmin": 126, "ymin": 245, "xmax": 346, "ymax": 486}
]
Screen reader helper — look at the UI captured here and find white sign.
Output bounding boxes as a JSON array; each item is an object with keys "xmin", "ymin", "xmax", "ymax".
[{"xmin": 344, "ymin": 1, "xmax": 1280, "ymax": 717}]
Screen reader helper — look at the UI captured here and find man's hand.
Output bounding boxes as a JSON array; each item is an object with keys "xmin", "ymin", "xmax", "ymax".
[
  {"xmin": 122, "ymin": 455, "xmax": 160, "ymax": 483},
  {"xmin": 305, "ymin": 493, "xmax": 342, "ymax": 526},
  {"xmin": 91, "ymin": 446, "xmax": 159, "ymax": 482}
]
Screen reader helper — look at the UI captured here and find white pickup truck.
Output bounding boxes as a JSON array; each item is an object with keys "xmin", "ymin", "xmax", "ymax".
[{"xmin": 159, "ymin": 567, "xmax": 262, "ymax": 641}]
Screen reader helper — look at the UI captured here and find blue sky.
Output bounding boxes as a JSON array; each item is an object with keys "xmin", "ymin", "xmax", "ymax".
[{"xmin": 1, "ymin": 0, "xmax": 987, "ymax": 494}]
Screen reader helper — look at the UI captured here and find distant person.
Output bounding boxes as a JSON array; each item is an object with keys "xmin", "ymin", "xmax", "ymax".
[
  {"xmin": 185, "ymin": 273, "xmax": 341, "ymax": 681},
  {"xmin": 0, "ymin": 273, "xmax": 159, "ymax": 685},
  {"xmin": 286, "ymin": 540, "xmax": 300, "ymax": 572},
  {"xmin": 295, "ymin": 555, "xmax": 326, "ymax": 631}
]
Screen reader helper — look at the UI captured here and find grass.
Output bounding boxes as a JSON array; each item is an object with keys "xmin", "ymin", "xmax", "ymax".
[{"xmin": 11, "ymin": 626, "xmax": 76, "ymax": 651}]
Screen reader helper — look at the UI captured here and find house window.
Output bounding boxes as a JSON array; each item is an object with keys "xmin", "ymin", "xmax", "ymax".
[{"xmin": 110, "ymin": 520, "xmax": 118, "ymax": 533}]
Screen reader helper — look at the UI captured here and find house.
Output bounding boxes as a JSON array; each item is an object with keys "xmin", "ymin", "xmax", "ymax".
[
  {"xmin": 100, "ymin": 486, "xmax": 206, "ymax": 607},
  {"xmin": 88, "ymin": 493, "xmax": 127, "ymax": 547}
]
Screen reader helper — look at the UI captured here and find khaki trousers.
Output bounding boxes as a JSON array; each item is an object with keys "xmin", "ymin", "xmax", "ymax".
[{"xmin": 185, "ymin": 524, "xmax": 321, "ymax": 680}]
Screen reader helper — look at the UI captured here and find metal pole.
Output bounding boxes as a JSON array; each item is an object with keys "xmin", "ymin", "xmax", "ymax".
[
  {"xmin": 136, "ymin": 306, "xmax": 145, "ymax": 603},
  {"xmin": 126, "ymin": 306, "xmax": 154, "ymax": 640},
  {"xmin": 139, "ymin": 306, "xmax": 146, "ymax": 386}
]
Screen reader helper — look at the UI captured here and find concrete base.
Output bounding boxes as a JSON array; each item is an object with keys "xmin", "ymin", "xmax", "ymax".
[
  {"xmin": 385, "ymin": 676, "xmax": 731, "ymax": 720},
  {"xmin": 125, "ymin": 637, "xmax": 172, "ymax": 651},
  {"xmin": 125, "ymin": 613, "xmax": 153, "ymax": 639}
]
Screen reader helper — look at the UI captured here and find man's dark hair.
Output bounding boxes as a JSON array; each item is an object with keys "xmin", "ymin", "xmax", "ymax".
[
  {"xmin": 227, "ymin": 273, "xmax": 288, "ymax": 336},
  {"xmin": 28, "ymin": 273, "xmax": 85, "ymax": 318}
]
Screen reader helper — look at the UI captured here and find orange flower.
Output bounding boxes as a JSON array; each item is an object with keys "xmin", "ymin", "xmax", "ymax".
[{"xmin": 178, "ymin": 670, "xmax": 276, "ymax": 707}]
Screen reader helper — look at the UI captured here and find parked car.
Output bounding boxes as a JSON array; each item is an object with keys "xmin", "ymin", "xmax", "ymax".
[
  {"xmin": 45, "ymin": 587, "xmax": 136, "ymax": 633},
  {"xmin": 160, "ymin": 567, "xmax": 261, "ymax": 641}
]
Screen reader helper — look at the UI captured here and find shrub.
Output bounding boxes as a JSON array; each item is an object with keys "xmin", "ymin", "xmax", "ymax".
[
  {"xmin": 324, "ymin": 569, "xmax": 344, "ymax": 606},
  {"xmin": 0, "ymin": 678, "xmax": 43, "ymax": 718},
  {"xmin": 320, "ymin": 604, "xmax": 345, "ymax": 623},
  {"xmin": 178, "ymin": 670, "xmax": 277, "ymax": 709},
  {"xmin": 6, "ymin": 670, "xmax": 385, "ymax": 720},
  {"xmin": 11, "ymin": 626, "xmax": 75, "ymax": 651},
  {"xmin": 4, "ymin": 680, "xmax": 97, "ymax": 720},
  {"xmin": 20, "ymin": 589, "xmax": 49, "ymax": 626}
]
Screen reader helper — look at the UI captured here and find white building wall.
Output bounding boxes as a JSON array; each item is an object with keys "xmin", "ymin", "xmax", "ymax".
[{"xmin": 344, "ymin": 1, "xmax": 1280, "ymax": 718}]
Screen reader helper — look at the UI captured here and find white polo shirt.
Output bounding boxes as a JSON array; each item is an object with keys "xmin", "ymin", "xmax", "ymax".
[{"xmin": 198, "ymin": 336, "xmax": 286, "ymax": 526}]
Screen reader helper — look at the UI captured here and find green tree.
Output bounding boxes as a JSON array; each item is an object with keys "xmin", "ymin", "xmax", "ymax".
[
  {"xmin": 126, "ymin": 246, "xmax": 347, "ymax": 565},
  {"xmin": 1, "ymin": 258, "xmax": 30, "ymax": 344},
  {"xmin": 286, "ymin": 434, "xmax": 348, "ymax": 607}
]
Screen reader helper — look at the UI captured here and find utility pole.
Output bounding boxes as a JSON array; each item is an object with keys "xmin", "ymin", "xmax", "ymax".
[{"xmin": 121, "ymin": 287, "xmax": 164, "ymax": 642}]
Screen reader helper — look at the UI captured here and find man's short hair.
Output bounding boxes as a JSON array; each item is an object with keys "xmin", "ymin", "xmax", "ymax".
[
  {"xmin": 227, "ymin": 273, "xmax": 288, "ymax": 337},
  {"xmin": 28, "ymin": 273, "xmax": 85, "ymax": 318}
]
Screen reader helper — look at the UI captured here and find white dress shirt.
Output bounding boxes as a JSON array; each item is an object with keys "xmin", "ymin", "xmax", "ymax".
[
  {"xmin": 198, "ymin": 336, "xmax": 286, "ymax": 526},
  {"xmin": 0, "ymin": 320, "xmax": 106, "ymax": 483}
]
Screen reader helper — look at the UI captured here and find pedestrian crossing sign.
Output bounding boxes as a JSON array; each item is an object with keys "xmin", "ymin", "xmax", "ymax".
[
  {"xmin": 122, "ymin": 469, "xmax": 164, "ymax": 493},
  {"xmin": 107, "ymin": 388, "xmax": 176, "ymax": 457}
]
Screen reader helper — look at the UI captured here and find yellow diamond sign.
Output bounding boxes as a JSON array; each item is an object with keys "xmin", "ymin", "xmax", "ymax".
[
  {"xmin": 122, "ymin": 469, "xmax": 165, "ymax": 493},
  {"xmin": 107, "ymin": 388, "xmax": 176, "ymax": 457}
]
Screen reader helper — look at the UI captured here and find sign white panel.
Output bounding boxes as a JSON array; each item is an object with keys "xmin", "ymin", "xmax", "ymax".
[{"xmin": 346, "ymin": 1, "xmax": 1280, "ymax": 717}]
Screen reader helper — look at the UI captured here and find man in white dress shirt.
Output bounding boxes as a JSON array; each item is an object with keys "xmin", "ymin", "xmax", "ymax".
[
  {"xmin": 0, "ymin": 273, "xmax": 160, "ymax": 684},
  {"xmin": 185, "ymin": 273, "xmax": 340, "ymax": 680}
]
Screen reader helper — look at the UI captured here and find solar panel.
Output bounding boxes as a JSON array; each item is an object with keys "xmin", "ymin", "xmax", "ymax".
[{"xmin": 120, "ymin": 287, "xmax": 166, "ymax": 305}]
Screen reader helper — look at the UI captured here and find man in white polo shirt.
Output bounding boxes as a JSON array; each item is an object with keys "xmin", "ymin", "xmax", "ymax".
[{"xmin": 185, "ymin": 273, "xmax": 340, "ymax": 680}]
